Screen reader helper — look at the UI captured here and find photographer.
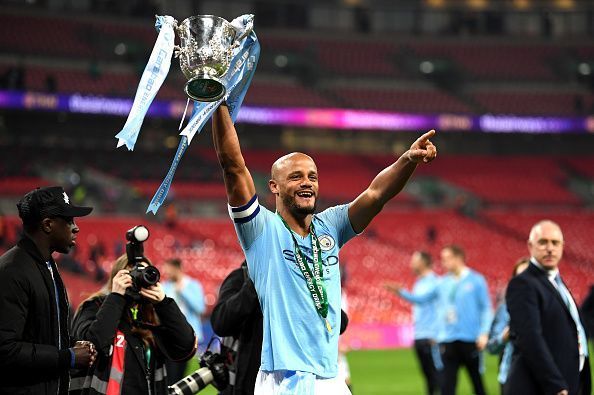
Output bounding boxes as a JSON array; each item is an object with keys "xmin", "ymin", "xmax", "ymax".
[
  {"xmin": 210, "ymin": 262, "xmax": 262, "ymax": 395},
  {"xmin": 69, "ymin": 254, "xmax": 197, "ymax": 395}
]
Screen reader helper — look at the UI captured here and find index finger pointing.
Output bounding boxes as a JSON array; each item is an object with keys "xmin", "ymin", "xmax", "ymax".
[{"xmin": 419, "ymin": 129, "xmax": 436, "ymax": 142}]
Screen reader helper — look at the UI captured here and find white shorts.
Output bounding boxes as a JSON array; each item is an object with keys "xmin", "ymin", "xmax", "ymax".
[
  {"xmin": 337, "ymin": 352, "xmax": 351, "ymax": 382},
  {"xmin": 255, "ymin": 369, "xmax": 352, "ymax": 395}
]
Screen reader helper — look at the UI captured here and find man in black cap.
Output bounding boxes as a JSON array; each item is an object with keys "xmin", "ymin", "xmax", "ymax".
[{"xmin": 0, "ymin": 186, "xmax": 97, "ymax": 395}]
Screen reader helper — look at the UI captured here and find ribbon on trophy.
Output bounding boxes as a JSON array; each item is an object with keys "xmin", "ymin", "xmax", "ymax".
[
  {"xmin": 115, "ymin": 15, "xmax": 176, "ymax": 150},
  {"xmin": 113, "ymin": 14, "xmax": 259, "ymax": 214},
  {"xmin": 146, "ymin": 15, "xmax": 259, "ymax": 214}
]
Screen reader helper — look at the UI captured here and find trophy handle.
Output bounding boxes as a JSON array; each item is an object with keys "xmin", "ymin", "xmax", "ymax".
[
  {"xmin": 231, "ymin": 16, "xmax": 254, "ymax": 49},
  {"xmin": 234, "ymin": 27, "xmax": 252, "ymax": 45},
  {"xmin": 173, "ymin": 45, "xmax": 184, "ymax": 58}
]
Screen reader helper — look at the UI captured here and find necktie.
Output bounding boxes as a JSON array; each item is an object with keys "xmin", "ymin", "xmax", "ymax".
[{"xmin": 554, "ymin": 274, "xmax": 589, "ymax": 359}]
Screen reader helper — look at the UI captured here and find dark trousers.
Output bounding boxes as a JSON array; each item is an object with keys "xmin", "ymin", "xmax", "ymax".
[
  {"xmin": 165, "ymin": 359, "xmax": 188, "ymax": 386},
  {"xmin": 414, "ymin": 339, "xmax": 441, "ymax": 395},
  {"xmin": 441, "ymin": 341, "xmax": 486, "ymax": 395}
]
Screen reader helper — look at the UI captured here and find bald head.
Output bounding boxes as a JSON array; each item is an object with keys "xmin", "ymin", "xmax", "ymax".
[
  {"xmin": 529, "ymin": 220, "xmax": 563, "ymax": 243},
  {"xmin": 528, "ymin": 220, "xmax": 564, "ymax": 270},
  {"xmin": 271, "ymin": 152, "xmax": 315, "ymax": 181},
  {"xmin": 269, "ymin": 152, "xmax": 319, "ymax": 218}
]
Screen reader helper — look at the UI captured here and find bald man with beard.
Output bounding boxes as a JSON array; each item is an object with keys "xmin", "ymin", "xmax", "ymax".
[
  {"xmin": 505, "ymin": 220, "xmax": 591, "ymax": 395},
  {"xmin": 211, "ymin": 104, "xmax": 437, "ymax": 394}
]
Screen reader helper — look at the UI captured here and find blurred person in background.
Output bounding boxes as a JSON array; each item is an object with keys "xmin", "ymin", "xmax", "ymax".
[
  {"xmin": 486, "ymin": 257, "xmax": 530, "ymax": 394},
  {"xmin": 385, "ymin": 250, "xmax": 442, "ymax": 395},
  {"xmin": 70, "ymin": 255, "xmax": 197, "ymax": 395},
  {"xmin": 505, "ymin": 220, "xmax": 590, "ymax": 395},
  {"xmin": 161, "ymin": 257, "xmax": 205, "ymax": 384},
  {"xmin": 581, "ymin": 284, "xmax": 594, "ymax": 343},
  {"xmin": 438, "ymin": 244, "xmax": 492, "ymax": 395},
  {"xmin": 0, "ymin": 186, "xmax": 97, "ymax": 395},
  {"xmin": 211, "ymin": 103, "xmax": 436, "ymax": 394}
]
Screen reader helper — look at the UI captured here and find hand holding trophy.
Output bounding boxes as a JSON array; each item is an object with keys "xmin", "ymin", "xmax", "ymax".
[{"xmin": 115, "ymin": 14, "xmax": 259, "ymax": 214}]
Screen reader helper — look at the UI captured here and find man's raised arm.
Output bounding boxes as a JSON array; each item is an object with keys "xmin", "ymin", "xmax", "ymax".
[
  {"xmin": 212, "ymin": 104, "xmax": 256, "ymax": 206},
  {"xmin": 349, "ymin": 130, "xmax": 437, "ymax": 233}
]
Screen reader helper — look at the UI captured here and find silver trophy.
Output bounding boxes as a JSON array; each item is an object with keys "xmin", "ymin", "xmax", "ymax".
[{"xmin": 175, "ymin": 15, "xmax": 251, "ymax": 102}]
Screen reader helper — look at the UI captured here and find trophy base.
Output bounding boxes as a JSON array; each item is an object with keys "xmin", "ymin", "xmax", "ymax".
[{"xmin": 184, "ymin": 77, "xmax": 226, "ymax": 102}]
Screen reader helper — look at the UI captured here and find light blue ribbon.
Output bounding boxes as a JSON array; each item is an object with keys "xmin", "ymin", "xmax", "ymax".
[
  {"xmin": 115, "ymin": 15, "xmax": 176, "ymax": 150},
  {"xmin": 146, "ymin": 15, "xmax": 260, "ymax": 214}
]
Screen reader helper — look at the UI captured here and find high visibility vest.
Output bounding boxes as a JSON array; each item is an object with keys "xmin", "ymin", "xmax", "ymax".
[{"xmin": 106, "ymin": 330, "xmax": 126, "ymax": 395}]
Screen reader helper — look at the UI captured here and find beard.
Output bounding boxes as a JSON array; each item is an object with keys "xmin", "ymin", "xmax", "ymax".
[{"xmin": 282, "ymin": 193, "xmax": 317, "ymax": 217}]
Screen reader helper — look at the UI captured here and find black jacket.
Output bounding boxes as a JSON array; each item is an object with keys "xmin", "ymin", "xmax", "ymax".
[
  {"xmin": 211, "ymin": 266, "xmax": 350, "ymax": 395},
  {"xmin": 211, "ymin": 266, "xmax": 262, "ymax": 395},
  {"xmin": 0, "ymin": 236, "xmax": 73, "ymax": 395},
  {"xmin": 70, "ymin": 293, "xmax": 196, "ymax": 395},
  {"xmin": 581, "ymin": 284, "xmax": 594, "ymax": 339},
  {"xmin": 505, "ymin": 263, "xmax": 591, "ymax": 395}
]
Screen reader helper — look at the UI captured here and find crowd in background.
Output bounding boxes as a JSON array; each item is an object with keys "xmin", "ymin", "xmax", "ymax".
[{"xmin": 389, "ymin": 222, "xmax": 593, "ymax": 395}]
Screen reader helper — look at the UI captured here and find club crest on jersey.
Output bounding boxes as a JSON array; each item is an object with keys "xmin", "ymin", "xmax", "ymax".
[{"xmin": 318, "ymin": 235, "xmax": 335, "ymax": 251}]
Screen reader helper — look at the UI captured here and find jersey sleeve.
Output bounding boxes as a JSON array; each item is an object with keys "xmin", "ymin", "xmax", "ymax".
[
  {"xmin": 318, "ymin": 204, "xmax": 358, "ymax": 247},
  {"xmin": 228, "ymin": 194, "xmax": 267, "ymax": 250}
]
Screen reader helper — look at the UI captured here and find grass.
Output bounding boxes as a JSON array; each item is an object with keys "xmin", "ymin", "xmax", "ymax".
[
  {"xmin": 348, "ymin": 348, "xmax": 500, "ymax": 395},
  {"xmin": 185, "ymin": 345, "xmax": 594, "ymax": 394}
]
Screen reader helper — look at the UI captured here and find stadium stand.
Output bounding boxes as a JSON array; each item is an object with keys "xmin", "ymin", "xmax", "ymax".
[
  {"xmin": 2, "ymin": 10, "xmax": 593, "ymax": 116},
  {"xmin": 0, "ymin": 3, "xmax": 593, "ymax": 331}
]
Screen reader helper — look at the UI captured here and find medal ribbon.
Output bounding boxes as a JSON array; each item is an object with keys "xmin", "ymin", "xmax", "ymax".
[{"xmin": 277, "ymin": 214, "xmax": 329, "ymax": 323}]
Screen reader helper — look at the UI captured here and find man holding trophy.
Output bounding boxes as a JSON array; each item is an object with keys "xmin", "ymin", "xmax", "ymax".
[
  {"xmin": 211, "ymin": 92, "xmax": 437, "ymax": 392},
  {"xmin": 116, "ymin": 12, "xmax": 437, "ymax": 394}
]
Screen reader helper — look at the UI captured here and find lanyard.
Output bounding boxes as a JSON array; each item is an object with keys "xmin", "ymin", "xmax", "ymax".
[{"xmin": 277, "ymin": 213, "xmax": 332, "ymax": 332}]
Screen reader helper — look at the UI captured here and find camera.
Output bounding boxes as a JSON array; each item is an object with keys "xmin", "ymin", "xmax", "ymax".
[
  {"xmin": 125, "ymin": 225, "xmax": 160, "ymax": 301},
  {"xmin": 168, "ymin": 349, "xmax": 229, "ymax": 394}
]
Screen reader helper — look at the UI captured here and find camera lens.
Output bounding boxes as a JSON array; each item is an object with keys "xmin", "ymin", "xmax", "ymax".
[{"xmin": 142, "ymin": 266, "xmax": 160, "ymax": 286}]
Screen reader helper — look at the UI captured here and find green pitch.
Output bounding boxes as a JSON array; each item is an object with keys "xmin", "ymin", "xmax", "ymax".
[
  {"xmin": 187, "ymin": 348, "xmax": 502, "ymax": 395},
  {"xmin": 348, "ymin": 348, "xmax": 500, "ymax": 395}
]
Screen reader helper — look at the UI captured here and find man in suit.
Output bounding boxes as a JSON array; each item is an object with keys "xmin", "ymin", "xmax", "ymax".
[{"xmin": 505, "ymin": 220, "xmax": 591, "ymax": 395}]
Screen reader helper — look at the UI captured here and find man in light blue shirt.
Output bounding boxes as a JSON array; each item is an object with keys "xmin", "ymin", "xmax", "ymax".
[
  {"xmin": 486, "ymin": 257, "xmax": 529, "ymax": 392},
  {"xmin": 438, "ymin": 244, "xmax": 492, "ymax": 395},
  {"xmin": 211, "ymin": 103, "xmax": 437, "ymax": 394},
  {"xmin": 386, "ymin": 251, "xmax": 441, "ymax": 395},
  {"xmin": 162, "ymin": 258, "xmax": 205, "ymax": 384}
]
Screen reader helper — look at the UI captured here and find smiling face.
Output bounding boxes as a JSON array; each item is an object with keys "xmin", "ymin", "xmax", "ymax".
[
  {"xmin": 269, "ymin": 153, "xmax": 319, "ymax": 218},
  {"xmin": 528, "ymin": 220, "xmax": 564, "ymax": 270}
]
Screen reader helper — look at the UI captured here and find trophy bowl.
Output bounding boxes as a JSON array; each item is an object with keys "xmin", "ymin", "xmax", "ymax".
[{"xmin": 176, "ymin": 15, "xmax": 237, "ymax": 102}]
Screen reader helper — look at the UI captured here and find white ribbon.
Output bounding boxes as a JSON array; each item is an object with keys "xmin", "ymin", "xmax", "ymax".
[
  {"xmin": 146, "ymin": 15, "xmax": 259, "ymax": 214},
  {"xmin": 115, "ymin": 15, "xmax": 176, "ymax": 150}
]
